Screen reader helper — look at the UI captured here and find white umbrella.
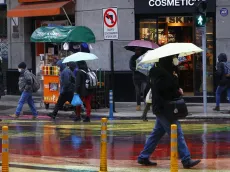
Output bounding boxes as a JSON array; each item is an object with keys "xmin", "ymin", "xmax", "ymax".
[
  {"xmin": 140, "ymin": 43, "xmax": 203, "ymax": 64},
  {"xmin": 62, "ymin": 52, "xmax": 98, "ymax": 63}
]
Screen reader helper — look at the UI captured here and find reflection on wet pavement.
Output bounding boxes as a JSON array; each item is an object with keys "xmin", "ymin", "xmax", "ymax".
[{"xmin": 0, "ymin": 118, "xmax": 230, "ymax": 171}]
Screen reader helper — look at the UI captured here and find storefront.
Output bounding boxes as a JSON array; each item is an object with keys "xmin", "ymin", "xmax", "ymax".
[
  {"xmin": 134, "ymin": 0, "xmax": 216, "ymax": 96},
  {"xmin": 7, "ymin": 0, "xmax": 75, "ymax": 94}
]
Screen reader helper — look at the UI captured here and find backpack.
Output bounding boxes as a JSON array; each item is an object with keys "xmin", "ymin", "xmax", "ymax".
[
  {"xmin": 224, "ymin": 62, "xmax": 230, "ymax": 75},
  {"xmin": 30, "ymin": 72, "xmax": 40, "ymax": 92},
  {"xmin": 80, "ymin": 68, "xmax": 97, "ymax": 89}
]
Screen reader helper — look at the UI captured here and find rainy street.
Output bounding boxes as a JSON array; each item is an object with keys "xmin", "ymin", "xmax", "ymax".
[{"xmin": 0, "ymin": 116, "xmax": 230, "ymax": 172}]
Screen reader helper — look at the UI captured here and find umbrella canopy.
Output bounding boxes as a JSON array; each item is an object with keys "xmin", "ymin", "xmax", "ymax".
[
  {"xmin": 62, "ymin": 52, "xmax": 98, "ymax": 63},
  {"xmin": 136, "ymin": 55, "xmax": 154, "ymax": 76},
  {"xmin": 124, "ymin": 40, "xmax": 159, "ymax": 52},
  {"xmin": 140, "ymin": 43, "xmax": 203, "ymax": 64},
  {"xmin": 31, "ymin": 26, "xmax": 96, "ymax": 43}
]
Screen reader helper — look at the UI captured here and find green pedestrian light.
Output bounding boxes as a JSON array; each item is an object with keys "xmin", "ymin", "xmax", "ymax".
[{"xmin": 195, "ymin": 14, "xmax": 206, "ymax": 27}]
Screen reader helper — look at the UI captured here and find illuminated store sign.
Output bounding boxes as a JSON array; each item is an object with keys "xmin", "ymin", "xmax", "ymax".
[{"xmin": 149, "ymin": 0, "xmax": 200, "ymax": 7}]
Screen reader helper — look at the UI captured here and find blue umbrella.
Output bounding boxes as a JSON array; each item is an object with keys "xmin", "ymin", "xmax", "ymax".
[{"xmin": 136, "ymin": 55, "xmax": 154, "ymax": 76}]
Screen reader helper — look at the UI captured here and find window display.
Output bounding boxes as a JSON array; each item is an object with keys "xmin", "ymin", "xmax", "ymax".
[{"xmin": 139, "ymin": 16, "xmax": 215, "ymax": 95}]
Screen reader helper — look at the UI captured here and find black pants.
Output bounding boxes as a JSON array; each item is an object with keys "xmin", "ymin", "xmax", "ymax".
[
  {"xmin": 133, "ymin": 80, "xmax": 147, "ymax": 105},
  {"xmin": 53, "ymin": 91, "xmax": 74, "ymax": 116}
]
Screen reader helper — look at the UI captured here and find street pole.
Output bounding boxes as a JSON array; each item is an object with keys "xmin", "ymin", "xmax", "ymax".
[{"xmin": 202, "ymin": 26, "xmax": 207, "ymax": 115}]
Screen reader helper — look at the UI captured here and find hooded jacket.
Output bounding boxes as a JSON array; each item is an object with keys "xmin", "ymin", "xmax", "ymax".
[
  {"xmin": 18, "ymin": 69, "xmax": 33, "ymax": 92},
  {"xmin": 60, "ymin": 62, "xmax": 76, "ymax": 94},
  {"xmin": 216, "ymin": 53, "xmax": 228, "ymax": 85},
  {"xmin": 75, "ymin": 61, "xmax": 93, "ymax": 97}
]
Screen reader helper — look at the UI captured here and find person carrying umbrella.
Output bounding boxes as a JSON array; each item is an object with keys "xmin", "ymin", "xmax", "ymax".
[
  {"xmin": 74, "ymin": 60, "xmax": 94, "ymax": 122},
  {"xmin": 126, "ymin": 40, "xmax": 159, "ymax": 111},
  {"xmin": 137, "ymin": 56, "xmax": 201, "ymax": 169}
]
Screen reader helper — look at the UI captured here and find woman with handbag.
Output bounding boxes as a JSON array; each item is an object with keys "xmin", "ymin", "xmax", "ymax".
[{"xmin": 137, "ymin": 56, "xmax": 201, "ymax": 169}]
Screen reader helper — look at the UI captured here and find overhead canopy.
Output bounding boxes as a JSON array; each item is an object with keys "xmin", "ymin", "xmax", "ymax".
[
  {"xmin": 30, "ymin": 26, "xmax": 96, "ymax": 43},
  {"xmin": 7, "ymin": 1, "xmax": 71, "ymax": 17}
]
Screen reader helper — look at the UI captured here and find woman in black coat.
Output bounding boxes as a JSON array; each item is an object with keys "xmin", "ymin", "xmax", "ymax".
[
  {"xmin": 74, "ymin": 60, "xmax": 93, "ymax": 122},
  {"xmin": 137, "ymin": 57, "xmax": 201, "ymax": 169}
]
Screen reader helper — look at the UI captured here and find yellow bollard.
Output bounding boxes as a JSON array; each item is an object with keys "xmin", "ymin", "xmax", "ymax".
[
  {"xmin": 170, "ymin": 124, "xmax": 178, "ymax": 172},
  {"xmin": 2, "ymin": 126, "xmax": 9, "ymax": 172},
  {"xmin": 99, "ymin": 118, "xmax": 108, "ymax": 172}
]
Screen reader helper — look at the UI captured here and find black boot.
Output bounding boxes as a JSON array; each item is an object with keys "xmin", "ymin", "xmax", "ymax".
[
  {"xmin": 47, "ymin": 113, "xmax": 56, "ymax": 120},
  {"xmin": 137, "ymin": 158, "xmax": 157, "ymax": 166},
  {"xmin": 73, "ymin": 116, "xmax": 81, "ymax": 122},
  {"xmin": 83, "ymin": 116, "xmax": 90, "ymax": 122},
  {"xmin": 182, "ymin": 159, "xmax": 201, "ymax": 169},
  {"xmin": 213, "ymin": 106, "xmax": 220, "ymax": 111}
]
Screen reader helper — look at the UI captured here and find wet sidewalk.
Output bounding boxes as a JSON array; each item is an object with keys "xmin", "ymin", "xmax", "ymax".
[{"xmin": 0, "ymin": 95, "xmax": 230, "ymax": 119}]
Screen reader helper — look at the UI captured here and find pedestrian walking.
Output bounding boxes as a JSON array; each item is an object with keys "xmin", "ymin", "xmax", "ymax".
[
  {"xmin": 9, "ymin": 62, "xmax": 38, "ymax": 119},
  {"xmin": 137, "ymin": 57, "xmax": 201, "ymax": 169},
  {"xmin": 47, "ymin": 62, "xmax": 76, "ymax": 120},
  {"xmin": 129, "ymin": 47, "xmax": 147, "ymax": 111},
  {"xmin": 213, "ymin": 53, "xmax": 230, "ymax": 111},
  {"xmin": 74, "ymin": 60, "xmax": 94, "ymax": 122}
]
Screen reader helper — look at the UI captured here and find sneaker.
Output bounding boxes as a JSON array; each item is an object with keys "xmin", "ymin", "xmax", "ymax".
[
  {"xmin": 137, "ymin": 158, "xmax": 157, "ymax": 166},
  {"xmin": 32, "ymin": 116, "xmax": 38, "ymax": 120},
  {"xmin": 9, "ymin": 114, "xmax": 19, "ymax": 119},
  {"xmin": 213, "ymin": 106, "xmax": 220, "ymax": 111},
  {"xmin": 136, "ymin": 105, "xmax": 141, "ymax": 111},
  {"xmin": 83, "ymin": 116, "xmax": 90, "ymax": 122},
  {"xmin": 47, "ymin": 113, "xmax": 56, "ymax": 120}
]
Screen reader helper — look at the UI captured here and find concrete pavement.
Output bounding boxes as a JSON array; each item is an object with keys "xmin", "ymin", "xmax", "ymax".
[{"xmin": 0, "ymin": 95, "xmax": 230, "ymax": 119}]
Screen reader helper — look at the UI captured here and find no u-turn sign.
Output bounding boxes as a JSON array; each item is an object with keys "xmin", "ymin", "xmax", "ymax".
[{"xmin": 103, "ymin": 8, "xmax": 118, "ymax": 40}]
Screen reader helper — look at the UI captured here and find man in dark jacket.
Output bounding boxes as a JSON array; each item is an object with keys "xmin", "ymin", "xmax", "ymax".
[
  {"xmin": 47, "ymin": 62, "xmax": 76, "ymax": 119},
  {"xmin": 137, "ymin": 58, "xmax": 201, "ymax": 169},
  {"xmin": 129, "ymin": 47, "xmax": 147, "ymax": 111},
  {"xmin": 74, "ymin": 60, "xmax": 93, "ymax": 122},
  {"xmin": 213, "ymin": 53, "xmax": 230, "ymax": 111},
  {"xmin": 10, "ymin": 62, "xmax": 38, "ymax": 119}
]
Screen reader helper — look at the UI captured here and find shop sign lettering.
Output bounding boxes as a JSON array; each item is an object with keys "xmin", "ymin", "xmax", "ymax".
[{"xmin": 149, "ymin": 0, "xmax": 199, "ymax": 7}]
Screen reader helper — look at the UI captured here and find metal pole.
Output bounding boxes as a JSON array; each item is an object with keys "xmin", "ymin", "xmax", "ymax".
[
  {"xmin": 202, "ymin": 26, "xmax": 207, "ymax": 114},
  {"xmin": 109, "ymin": 90, "xmax": 113, "ymax": 120},
  {"xmin": 110, "ymin": 41, "xmax": 116, "ymax": 112}
]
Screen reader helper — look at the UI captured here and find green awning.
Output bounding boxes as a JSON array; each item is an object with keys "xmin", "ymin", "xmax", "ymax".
[{"xmin": 30, "ymin": 26, "xmax": 96, "ymax": 43}]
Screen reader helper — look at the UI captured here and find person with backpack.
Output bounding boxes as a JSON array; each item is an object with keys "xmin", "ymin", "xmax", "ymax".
[
  {"xmin": 213, "ymin": 53, "xmax": 230, "ymax": 111},
  {"xmin": 47, "ymin": 62, "xmax": 76, "ymax": 120},
  {"xmin": 74, "ymin": 60, "xmax": 96, "ymax": 122},
  {"xmin": 9, "ymin": 62, "xmax": 38, "ymax": 119}
]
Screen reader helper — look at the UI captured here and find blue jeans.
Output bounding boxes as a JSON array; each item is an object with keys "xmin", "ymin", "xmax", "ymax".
[
  {"xmin": 216, "ymin": 86, "xmax": 230, "ymax": 107},
  {"xmin": 15, "ymin": 91, "xmax": 38, "ymax": 116},
  {"xmin": 138, "ymin": 115, "xmax": 191, "ymax": 163}
]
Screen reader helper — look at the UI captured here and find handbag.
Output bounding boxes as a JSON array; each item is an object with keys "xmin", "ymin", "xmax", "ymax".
[
  {"xmin": 166, "ymin": 98, "xmax": 188, "ymax": 119},
  {"xmin": 145, "ymin": 90, "xmax": 152, "ymax": 104},
  {"xmin": 71, "ymin": 94, "xmax": 83, "ymax": 106}
]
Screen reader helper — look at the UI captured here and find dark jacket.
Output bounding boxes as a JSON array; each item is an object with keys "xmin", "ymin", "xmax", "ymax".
[
  {"xmin": 75, "ymin": 61, "xmax": 93, "ymax": 97},
  {"xmin": 129, "ymin": 54, "xmax": 147, "ymax": 81},
  {"xmin": 216, "ymin": 53, "xmax": 228, "ymax": 86},
  {"xmin": 149, "ymin": 67, "xmax": 180, "ymax": 120},
  {"xmin": 18, "ymin": 69, "xmax": 33, "ymax": 92},
  {"xmin": 60, "ymin": 67, "xmax": 75, "ymax": 94}
]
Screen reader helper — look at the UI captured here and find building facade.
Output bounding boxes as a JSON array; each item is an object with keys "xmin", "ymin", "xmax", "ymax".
[{"xmin": 6, "ymin": 0, "xmax": 230, "ymax": 102}]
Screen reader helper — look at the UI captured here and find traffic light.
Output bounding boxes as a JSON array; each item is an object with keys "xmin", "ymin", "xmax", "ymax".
[{"xmin": 195, "ymin": 0, "xmax": 207, "ymax": 27}]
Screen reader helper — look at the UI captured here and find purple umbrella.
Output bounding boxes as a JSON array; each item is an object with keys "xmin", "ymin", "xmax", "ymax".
[{"xmin": 124, "ymin": 40, "xmax": 159, "ymax": 52}]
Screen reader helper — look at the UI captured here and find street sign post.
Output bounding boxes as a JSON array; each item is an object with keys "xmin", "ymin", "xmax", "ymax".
[
  {"xmin": 103, "ymin": 8, "xmax": 118, "ymax": 40},
  {"xmin": 196, "ymin": 0, "xmax": 207, "ymax": 115}
]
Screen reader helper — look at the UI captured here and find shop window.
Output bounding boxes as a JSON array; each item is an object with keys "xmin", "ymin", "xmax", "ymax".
[
  {"xmin": 139, "ymin": 19, "xmax": 157, "ymax": 43},
  {"xmin": 195, "ymin": 17, "xmax": 214, "ymax": 95},
  {"xmin": 0, "ymin": 10, "xmax": 7, "ymax": 37},
  {"xmin": 139, "ymin": 16, "xmax": 215, "ymax": 95}
]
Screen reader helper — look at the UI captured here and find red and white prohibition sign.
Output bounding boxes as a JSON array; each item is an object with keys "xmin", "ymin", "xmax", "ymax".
[{"xmin": 103, "ymin": 8, "xmax": 118, "ymax": 40}]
